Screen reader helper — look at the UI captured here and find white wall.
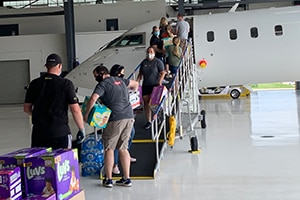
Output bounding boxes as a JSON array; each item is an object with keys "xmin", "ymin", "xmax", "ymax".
[
  {"xmin": 249, "ymin": 2, "xmax": 293, "ymax": 10},
  {"xmin": 0, "ymin": 34, "xmax": 66, "ymax": 80},
  {"xmin": 74, "ymin": 0, "xmax": 167, "ymax": 32},
  {"xmin": 0, "ymin": 31, "xmax": 124, "ymax": 81},
  {"xmin": 0, "ymin": 0, "xmax": 167, "ymax": 35}
]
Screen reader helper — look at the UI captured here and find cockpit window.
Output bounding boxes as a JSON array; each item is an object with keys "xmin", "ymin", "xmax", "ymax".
[{"xmin": 104, "ymin": 33, "xmax": 145, "ymax": 49}]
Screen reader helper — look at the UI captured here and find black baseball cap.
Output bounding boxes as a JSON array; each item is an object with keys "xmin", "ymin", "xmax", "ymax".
[{"xmin": 45, "ymin": 53, "xmax": 62, "ymax": 67}]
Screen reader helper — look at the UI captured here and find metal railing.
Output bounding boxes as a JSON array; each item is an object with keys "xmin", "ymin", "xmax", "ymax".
[{"xmin": 127, "ymin": 40, "xmax": 202, "ymax": 175}]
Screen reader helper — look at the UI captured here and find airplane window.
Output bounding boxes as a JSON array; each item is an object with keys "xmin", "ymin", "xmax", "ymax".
[
  {"xmin": 229, "ymin": 29, "xmax": 237, "ymax": 40},
  {"xmin": 250, "ymin": 27, "xmax": 258, "ymax": 38},
  {"xmin": 275, "ymin": 25, "xmax": 283, "ymax": 36},
  {"xmin": 104, "ymin": 33, "xmax": 144, "ymax": 49},
  {"xmin": 207, "ymin": 31, "xmax": 214, "ymax": 42},
  {"xmin": 120, "ymin": 40, "xmax": 130, "ymax": 46}
]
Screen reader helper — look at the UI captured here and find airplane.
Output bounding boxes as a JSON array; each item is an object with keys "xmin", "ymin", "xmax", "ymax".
[{"xmin": 65, "ymin": 5, "xmax": 300, "ymax": 97}]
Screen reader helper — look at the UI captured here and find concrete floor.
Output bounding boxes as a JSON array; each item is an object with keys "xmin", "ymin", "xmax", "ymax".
[{"xmin": 1, "ymin": 89, "xmax": 300, "ymax": 199}]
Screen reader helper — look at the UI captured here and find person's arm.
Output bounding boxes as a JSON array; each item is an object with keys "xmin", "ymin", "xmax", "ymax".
[
  {"xmin": 151, "ymin": 44, "xmax": 165, "ymax": 54},
  {"xmin": 136, "ymin": 70, "xmax": 143, "ymax": 83},
  {"xmin": 158, "ymin": 71, "xmax": 167, "ymax": 86},
  {"xmin": 83, "ymin": 93, "xmax": 99, "ymax": 123},
  {"xmin": 157, "ymin": 60, "xmax": 167, "ymax": 86},
  {"xmin": 23, "ymin": 103, "xmax": 33, "ymax": 116},
  {"xmin": 128, "ymin": 80, "xmax": 139, "ymax": 91},
  {"xmin": 69, "ymin": 103, "xmax": 84, "ymax": 130}
]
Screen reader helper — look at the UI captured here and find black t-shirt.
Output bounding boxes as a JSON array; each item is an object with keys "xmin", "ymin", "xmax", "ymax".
[
  {"xmin": 140, "ymin": 58, "xmax": 165, "ymax": 86},
  {"xmin": 24, "ymin": 73, "xmax": 78, "ymax": 138},
  {"xmin": 150, "ymin": 35, "xmax": 164, "ymax": 58}
]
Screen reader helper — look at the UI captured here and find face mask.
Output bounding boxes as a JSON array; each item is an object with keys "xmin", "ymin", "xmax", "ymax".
[
  {"xmin": 119, "ymin": 74, "xmax": 125, "ymax": 78},
  {"xmin": 154, "ymin": 31, "xmax": 160, "ymax": 37},
  {"xmin": 95, "ymin": 74, "xmax": 104, "ymax": 82},
  {"xmin": 147, "ymin": 53, "xmax": 155, "ymax": 60}
]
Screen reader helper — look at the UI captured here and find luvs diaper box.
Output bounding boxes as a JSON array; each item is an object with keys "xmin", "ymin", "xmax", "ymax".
[
  {"xmin": 0, "ymin": 167, "xmax": 22, "ymax": 200},
  {"xmin": 0, "ymin": 147, "xmax": 52, "ymax": 197},
  {"xmin": 24, "ymin": 149, "xmax": 80, "ymax": 200},
  {"xmin": 23, "ymin": 193, "xmax": 56, "ymax": 200},
  {"xmin": 149, "ymin": 85, "xmax": 168, "ymax": 112}
]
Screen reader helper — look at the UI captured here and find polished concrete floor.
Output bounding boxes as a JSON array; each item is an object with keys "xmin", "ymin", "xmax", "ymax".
[{"xmin": 1, "ymin": 89, "xmax": 300, "ymax": 199}]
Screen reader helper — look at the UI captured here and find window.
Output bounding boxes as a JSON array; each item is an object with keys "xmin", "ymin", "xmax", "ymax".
[
  {"xmin": 104, "ymin": 33, "xmax": 144, "ymax": 49},
  {"xmin": 0, "ymin": 24, "xmax": 19, "ymax": 36},
  {"xmin": 229, "ymin": 29, "xmax": 237, "ymax": 40},
  {"xmin": 250, "ymin": 27, "xmax": 258, "ymax": 38},
  {"xmin": 207, "ymin": 31, "xmax": 214, "ymax": 42},
  {"xmin": 275, "ymin": 25, "xmax": 283, "ymax": 36}
]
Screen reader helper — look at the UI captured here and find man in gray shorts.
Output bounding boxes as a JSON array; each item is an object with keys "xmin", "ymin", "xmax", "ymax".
[{"xmin": 84, "ymin": 65, "xmax": 138, "ymax": 188}]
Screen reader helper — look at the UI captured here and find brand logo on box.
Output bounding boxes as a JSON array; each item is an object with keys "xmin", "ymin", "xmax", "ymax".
[
  {"xmin": 26, "ymin": 166, "xmax": 45, "ymax": 179},
  {"xmin": 0, "ymin": 163, "xmax": 16, "ymax": 169},
  {"xmin": 57, "ymin": 160, "xmax": 70, "ymax": 182}
]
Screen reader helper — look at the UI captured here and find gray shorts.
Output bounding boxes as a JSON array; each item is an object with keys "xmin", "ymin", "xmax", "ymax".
[{"xmin": 102, "ymin": 118, "xmax": 134, "ymax": 151}]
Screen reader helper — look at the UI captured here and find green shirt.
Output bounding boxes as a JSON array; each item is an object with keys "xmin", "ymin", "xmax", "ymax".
[{"xmin": 166, "ymin": 45, "xmax": 182, "ymax": 67}]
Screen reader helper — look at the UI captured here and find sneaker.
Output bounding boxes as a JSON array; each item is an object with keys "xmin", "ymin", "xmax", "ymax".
[
  {"xmin": 130, "ymin": 157, "xmax": 137, "ymax": 162},
  {"xmin": 116, "ymin": 178, "xmax": 132, "ymax": 187},
  {"xmin": 102, "ymin": 179, "xmax": 113, "ymax": 188},
  {"xmin": 112, "ymin": 165, "xmax": 120, "ymax": 174},
  {"xmin": 144, "ymin": 122, "xmax": 152, "ymax": 130}
]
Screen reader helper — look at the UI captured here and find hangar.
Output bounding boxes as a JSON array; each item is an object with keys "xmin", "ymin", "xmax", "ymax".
[{"xmin": 1, "ymin": 1, "xmax": 300, "ymax": 199}]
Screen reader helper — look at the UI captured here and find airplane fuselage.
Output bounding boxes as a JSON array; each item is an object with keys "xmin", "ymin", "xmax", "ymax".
[{"xmin": 65, "ymin": 6, "xmax": 300, "ymax": 95}]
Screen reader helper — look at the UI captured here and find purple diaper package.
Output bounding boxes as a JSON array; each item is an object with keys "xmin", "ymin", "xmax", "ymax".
[
  {"xmin": 24, "ymin": 149, "xmax": 80, "ymax": 200},
  {"xmin": 0, "ymin": 167, "xmax": 22, "ymax": 200},
  {"xmin": 24, "ymin": 193, "xmax": 56, "ymax": 200},
  {"xmin": 0, "ymin": 147, "xmax": 52, "ymax": 197}
]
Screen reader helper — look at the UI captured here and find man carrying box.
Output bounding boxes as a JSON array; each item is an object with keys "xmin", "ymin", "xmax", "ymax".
[{"xmin": 83, "ymin": 65, "xmax": 138, "ymax": 188}]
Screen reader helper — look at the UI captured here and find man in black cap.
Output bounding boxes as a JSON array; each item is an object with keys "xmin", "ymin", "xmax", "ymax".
[{"xmin": 24, "ymin": 53, "xmax": 85, "ymax": 149}]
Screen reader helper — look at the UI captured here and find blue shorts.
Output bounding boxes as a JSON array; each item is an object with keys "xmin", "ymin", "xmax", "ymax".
[{"xmin": 170, "ymin": 65, "xmax": 178, "ymax": 74}]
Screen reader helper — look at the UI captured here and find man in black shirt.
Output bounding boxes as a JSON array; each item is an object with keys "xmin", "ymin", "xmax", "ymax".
[
  {"xmin": 150, "ymin": 26, "xmax": 165, "ymax": 61},
  {"xmin": 24, "ymin": 53, "xmax": 85, "ymax": 149}
]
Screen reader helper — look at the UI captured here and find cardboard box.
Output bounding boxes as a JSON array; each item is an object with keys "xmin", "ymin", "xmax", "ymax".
[
  {"xmin": 24, "ymin": 149, "xmax": 80, "ymax": 200},
  {"xmin": 149, "ymin": 85, "xmax": 168, "ymax": 112},
  {"xmin": 0, "ymin": 167, "xmax": 22, "ymax": 200},
  {"xmin": 162, "ymin": 37, "xmax": 173, "ymax": 49},
  {"xmin": 69, "ymin": 190, "xmax": 85, "ymax": 200},
  {"xmin": 0, "ymin": 147, "xmax": 52, "ymax": 197},
  {"xmin": 81, "ymin": 96, "xmax": 111, "ymax": 128},
  {"xmin": 129, "ymin": 89, "xmax": 141, "ymax": 109}
]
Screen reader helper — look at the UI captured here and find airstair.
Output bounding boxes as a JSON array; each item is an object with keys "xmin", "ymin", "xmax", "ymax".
[{"xmin": 106, "ymin": 41, "xmax": 207, "ymax": 179}]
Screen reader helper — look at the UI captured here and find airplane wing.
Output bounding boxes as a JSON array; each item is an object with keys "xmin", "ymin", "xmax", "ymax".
[{"xmin": 229, "ymin": 1, "xmax": 240, "ymax": 12}]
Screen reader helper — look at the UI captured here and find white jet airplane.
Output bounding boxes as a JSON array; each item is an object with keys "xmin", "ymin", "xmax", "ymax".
[{"xmin": 65, "ymin": 5, "xmax": 300, "ymax": 97}]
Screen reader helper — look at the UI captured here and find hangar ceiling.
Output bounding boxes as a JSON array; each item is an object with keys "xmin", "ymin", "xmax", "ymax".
[{"xmin": 0, "ymin": 0, "xmax": 296, "ymax": 9}]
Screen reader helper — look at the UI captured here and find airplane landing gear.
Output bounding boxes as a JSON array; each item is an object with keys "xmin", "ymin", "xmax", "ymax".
[{"xmin": 200, "ymin": 110, "xmax": 206, "ymax": 129}]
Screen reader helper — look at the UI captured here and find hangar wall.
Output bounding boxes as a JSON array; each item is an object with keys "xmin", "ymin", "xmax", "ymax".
[
  {"xmin": 0, "ymin": 31, "xmax": 124, "ymax": 78},
  {"xmin": 0, "ymin": 31, "xmax": 124, "ymax": 104},
  {"xmin": 0, "ymin": 0, "xmax": 167, "ymax": 35}
]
